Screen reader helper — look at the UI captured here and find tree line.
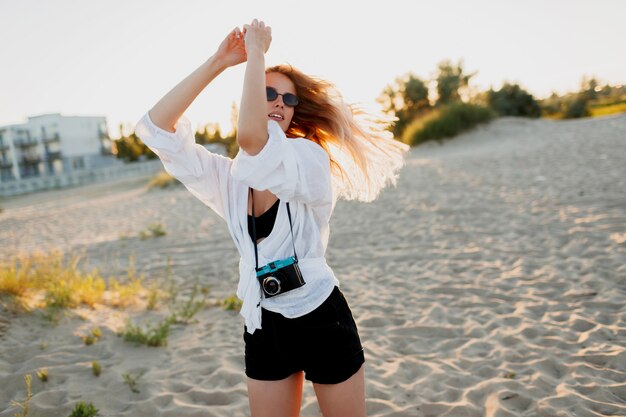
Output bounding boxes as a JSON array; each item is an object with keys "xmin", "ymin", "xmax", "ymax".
[
  {"xmin": 377, "ymin": 59, "xmax": 625, "ymax": 145},
  {"xmin": 113, "ymin": 103, "xmax": 240, "ymax": 162},
  {"xmin": 116, "ymin": 61, "xmax": 625, "ymax": 160}
]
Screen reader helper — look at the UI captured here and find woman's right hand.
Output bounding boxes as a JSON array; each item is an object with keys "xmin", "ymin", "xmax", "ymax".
[
  {"xmin": 242, "ymin": 19, "xmax": 272, "ymax": 55},
  {"xmin": 214, "ymin": 26, "xmax": 247, "ymax": 68}
]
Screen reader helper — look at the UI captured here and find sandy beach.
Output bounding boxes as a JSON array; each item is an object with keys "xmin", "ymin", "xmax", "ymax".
[{"xmin": 1, "ymin": 113, "xmax": 625, "ymax": 416}]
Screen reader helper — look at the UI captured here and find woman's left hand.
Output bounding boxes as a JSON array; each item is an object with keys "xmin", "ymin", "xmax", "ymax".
[{"xmin": 242, "ymin": 18, "xmax": 272, "ymax": 55}]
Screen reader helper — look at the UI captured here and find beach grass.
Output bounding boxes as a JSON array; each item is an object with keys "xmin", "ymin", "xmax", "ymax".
[
  {"xmin": 120, "ymin": 318, "xmax": 171, "ymax": 347},
  {"xmin": 120, "ymin": 280, "xmax": 210, "ymax": 346},
  {"xmin": 590, "ymin": 101, "xmax": 626, "ymax": 117},
  {"xmin": 146, "ymin": 283, "xmax": 161, "ymax": 310},
  {"xmin": 122, "ymin": 372, "xmax": 142, "ymax": 394},
  {"xmin": 0, "ymin": 250, "xmax": 147, "ymax": 312},
  {"xmin": 1, "ymin": 248, "xmax": 230, "ymax": 352},
  {"xmin": 138, "ymin": 223, "xmax": 167, "ymax": 240},
  {"xmin": 147, "ymin": 171, "xmax": 179, "ymax": 190},
  {"xmin": 36, "ymin": 368, "xmax": 49, "ymax": 382},
  {"xmin": 221, "ymin": 294, "xmax": 243, "ymax": 311},
  {"xmin": 10, "ymin": 374, "xmax": 33, "ymax": 417},
  {"xmin": 403, "ymin": 102, "xmax": 496, "ymax": 145},
  {"xmin": 82, "ymin": 328, "xmax": 101, "ymax": 346},
  {"xmin": 167, "ymin": 280, "xmax": 210, "ymax": 324},
  {"xmin": 0, "ymin": 248, "xmax": 223, "ymax": 352},
  {"xmin": 91, "ymin": 361, "xmax": 102, "ymax": 377},
  {"xmin": 68, "ymin": 401, "xmax": 99, "ymax": 417}
]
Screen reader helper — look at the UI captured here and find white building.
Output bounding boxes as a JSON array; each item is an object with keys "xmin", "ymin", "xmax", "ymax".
[{"xmin": 0, "ymin": 113, "xmax": 114, "ymax": 182}]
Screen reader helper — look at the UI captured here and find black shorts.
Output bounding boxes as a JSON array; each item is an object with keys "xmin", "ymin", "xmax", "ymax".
[{"xmin": 243, "ymin": 286, "xmax": 365, "ymax": 384}]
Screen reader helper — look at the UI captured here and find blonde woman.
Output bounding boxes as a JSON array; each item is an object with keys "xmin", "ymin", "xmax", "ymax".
[{"xmin": 135, "ymin": 19, "xmax": 409, "ymax": 417}]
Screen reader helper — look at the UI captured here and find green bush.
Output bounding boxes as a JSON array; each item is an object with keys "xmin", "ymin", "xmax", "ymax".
[
  {"xmin": 404, "ymin": 102, "xmax": 495, "ymax": 146},
  {"xmin": 564, "ymin": 97, "xmax": 591, "ymax": 118},
  {"xmin": 377, "ymin": 73, "xmax": 432, "ymax": 138},
  {"xmin": 69, "ymin": 401, "xmax": 99, "ymax": 417},
  {"xmin": 487, "ymin": 83, "xmax": 541, "ymax": 117},
  {"xmin": 121, "ymin": 318, "xmax": 171, "ymax": 347}
]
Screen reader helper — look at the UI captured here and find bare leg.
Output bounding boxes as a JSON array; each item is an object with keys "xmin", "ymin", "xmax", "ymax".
[
  {"xmin": 247, "ymin": 371, "xmax": 304, "ymax": 417},
  {"xmin": 313, "ymin": 364, "xmax": 366, "ymax": 417}
]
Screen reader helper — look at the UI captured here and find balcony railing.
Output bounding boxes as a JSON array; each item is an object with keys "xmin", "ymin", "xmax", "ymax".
[
  {"xmin": 21, "ymin": 155, "xmax": 41, "ymax": 165},
  {"xmin": 45, "ymin": 150, "xmax": 62, "ymax": 160},
  {"xmin": 14, "ymin": 138, "xmax": 38, "ymax": 148},
  {"xmin": 0, "ymin": 142, "xmax": 9, "ymax": 151},
  {"xmin": 42, "ymin": 133, "xmax": 61, "ymax": 144},
  {"xmin": 0, "ymin": 159, "xmax": 13, "ymax": 168}
]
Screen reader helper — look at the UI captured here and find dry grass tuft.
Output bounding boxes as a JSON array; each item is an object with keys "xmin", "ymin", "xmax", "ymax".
[{"xmin": 0, "ymin": 250, "xmax": 147, "ymax": 312}]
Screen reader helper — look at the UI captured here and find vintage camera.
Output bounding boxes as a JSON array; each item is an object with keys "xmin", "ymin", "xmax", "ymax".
[{"xmin": 256, "ymin": 256, "xmax": 305, "ymax": 298}]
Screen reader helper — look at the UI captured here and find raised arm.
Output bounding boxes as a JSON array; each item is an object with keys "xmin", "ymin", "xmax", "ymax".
[
  {"xmin": 149, "ymin": 27, "xmax": 248, "ymax": 132},
  {"xmin": 237, "ymin": 19, "xmax": 272, "ymax": 156}
]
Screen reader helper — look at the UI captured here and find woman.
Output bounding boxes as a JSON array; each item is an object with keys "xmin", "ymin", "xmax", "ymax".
[{"xmin": 135, "ymin": 19, "xmax": 408, "ymax": 417}]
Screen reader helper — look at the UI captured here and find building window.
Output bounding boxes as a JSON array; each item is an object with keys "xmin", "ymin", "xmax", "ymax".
[{"xmin": 72, "ymin": 157, "xmax": 85, "ymax": 169}]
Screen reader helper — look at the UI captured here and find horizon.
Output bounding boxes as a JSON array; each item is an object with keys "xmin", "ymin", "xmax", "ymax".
[{"xmin": 1, "ymin": 0, "xmax": 625, "ymax": 138}]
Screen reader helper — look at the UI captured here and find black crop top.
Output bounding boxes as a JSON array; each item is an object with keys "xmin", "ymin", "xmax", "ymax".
[{"xmin": 248, "ymin": 198, "xmax": 280, "ymax": 241}]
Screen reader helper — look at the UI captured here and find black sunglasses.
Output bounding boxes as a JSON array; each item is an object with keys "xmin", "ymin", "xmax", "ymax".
[{"xmin": 266, "ymin": 87, "xmax": 300, "ymax": 107}]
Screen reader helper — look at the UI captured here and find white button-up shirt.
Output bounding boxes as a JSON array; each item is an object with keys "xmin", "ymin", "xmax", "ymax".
[{"xmin": 135, "ymin": 112, "xmax": 340, "ymax": 334}]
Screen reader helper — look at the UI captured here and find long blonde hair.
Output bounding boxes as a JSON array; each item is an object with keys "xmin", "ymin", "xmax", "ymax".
[{"xmin": 266, "ymin": 64, "xmax": 410, "ymax": 203}]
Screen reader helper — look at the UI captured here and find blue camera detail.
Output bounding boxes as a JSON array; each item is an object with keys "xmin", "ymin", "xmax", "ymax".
[{"xmin": 256, "ymin": 256, "xmax": 297, "ymax": 277}]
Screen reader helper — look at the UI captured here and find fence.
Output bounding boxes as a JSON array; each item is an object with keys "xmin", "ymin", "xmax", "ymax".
[{"xmin": 0, "ymin": 159, "xmax": 164, "ymax": 197}]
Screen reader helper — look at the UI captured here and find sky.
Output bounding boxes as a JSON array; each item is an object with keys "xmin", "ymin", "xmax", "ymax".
[{"xmin": 1, "ymin": 0, "xmax": 625, "ymax": 139}]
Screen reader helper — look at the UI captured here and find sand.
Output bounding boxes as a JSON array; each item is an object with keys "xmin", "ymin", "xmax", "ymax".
[{"xmin": 1, "ymin": 113, "xmax": 625, "ymax": 416}]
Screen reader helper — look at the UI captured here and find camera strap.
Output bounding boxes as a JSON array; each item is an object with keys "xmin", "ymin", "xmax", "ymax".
[{"xmin": 250, "ymin": 188, "xmax": 299, "ymax": 271}]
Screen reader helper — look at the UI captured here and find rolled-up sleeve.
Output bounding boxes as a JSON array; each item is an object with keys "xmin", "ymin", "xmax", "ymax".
[
  {"xmin": 231, "ymin": 120, "xmax": 332, "ymax": 206},
  {"xmin": 134, "ymin": 112, "xmax": 232, "ymax": 220}
]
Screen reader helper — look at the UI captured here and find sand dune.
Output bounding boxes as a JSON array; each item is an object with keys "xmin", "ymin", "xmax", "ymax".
[{"xmin": 1, "ymin": 113, "xmax": 625, "ymax": 416}]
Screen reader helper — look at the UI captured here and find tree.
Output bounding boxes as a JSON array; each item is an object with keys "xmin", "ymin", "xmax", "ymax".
[
  {"xmin": 564, "ymin": 98, "xmax": 590, "ymax": 119},
  {"xmin": 487, "ymin": 83, "xmax": 541, "ymax": 117},
  {"xmin": 377, "ymin": 73, "xmax": 431, "ymax": 138},
  {"xmin": 563, "ymin": 75, "xmax": 598, "ymax": 119},
  {"xmin": 580, "ymin": 75, "xmax": 599, "ymax": 101},
  {"xmin": 195, "ymin": 122, "xmax": 223, "ymax": 145},
  {"xmin": 113, "ymin": 133, "xmax": 156, "ymax": 162},
  {"xmin": 434, "ymin": 59, "xmax": 476, "ymax": 106},
  {"xmin": 193, "ymin": 102, "xmax": 239, "ymax": 158}
]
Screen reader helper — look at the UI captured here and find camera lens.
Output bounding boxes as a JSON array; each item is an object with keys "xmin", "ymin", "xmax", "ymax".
[{"xmin": 263, "ymin": 276, "xmax": 281, "ymax": 295}]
